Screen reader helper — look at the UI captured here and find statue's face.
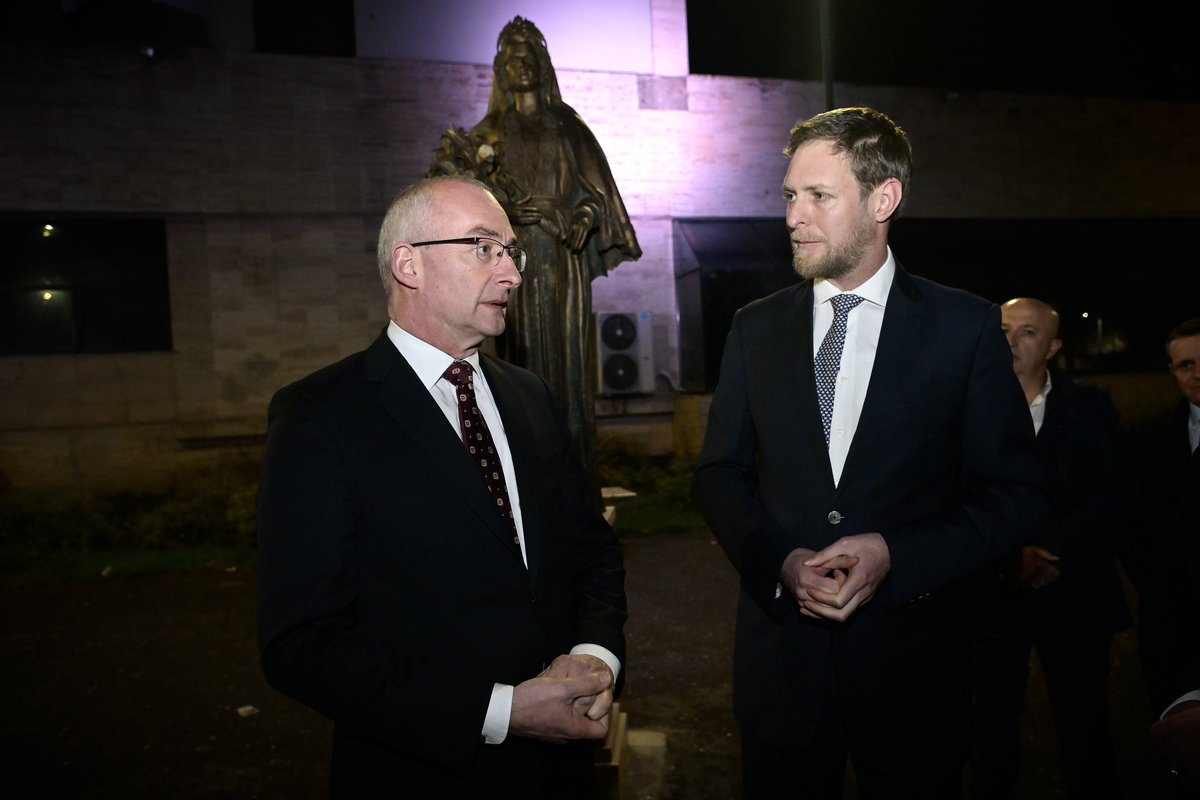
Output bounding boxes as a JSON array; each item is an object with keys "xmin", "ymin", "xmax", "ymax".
[{"xmin": 501, "ymin": 41, "xmax": 540, "ymax": 92}]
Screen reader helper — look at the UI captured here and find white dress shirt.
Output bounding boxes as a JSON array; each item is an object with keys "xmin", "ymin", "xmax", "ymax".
[
  {"xmin": 386, "ymin": 321, "xmax": 620, "ymax": 744},
  {"xmin": 1029, "ymin": 371, "xmax": 1053, "ymax": 434},
  {"xmin": 811, "ymin": 250, "xmax": 896, "ymax": 485}
]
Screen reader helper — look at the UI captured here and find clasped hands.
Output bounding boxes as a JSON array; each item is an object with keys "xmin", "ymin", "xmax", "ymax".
[
  {"xmin": 781, "ymin": 533, "xmax": 891, "ymax": 622},
  {"xmin": 1013, "ymin": 545, "xmax": 1061, "ymax": 590},
  {"xmin": 509, "ymin": 654, "xmax": 614, "ymax": 744}
]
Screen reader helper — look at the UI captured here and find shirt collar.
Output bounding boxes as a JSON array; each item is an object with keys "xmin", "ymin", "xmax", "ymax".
[
  {"xmin": 386, "ymin": 320, "xmax": 481, "ymax": 389},
  {"xmin": 812, "ymin": 246, "xmax": 896, "ymax": 308},
  {"xmin": 1030, "ymin": 370, "xmax": 1053, "ymax": 408}
]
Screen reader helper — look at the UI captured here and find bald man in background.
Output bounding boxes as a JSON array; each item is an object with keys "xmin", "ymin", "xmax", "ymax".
[{"xmin": 969, "ymin": 297, "xmax": 1135, "ymax": 799}]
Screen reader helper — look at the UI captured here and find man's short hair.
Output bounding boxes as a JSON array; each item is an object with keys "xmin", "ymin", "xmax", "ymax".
[
  {"xmin": 783, "ymin": 107, "xmax": 912, "ymax": 207},
  {"xmin": 375, "ymin": 175, "xmax": 493, "ymax": 293},
  {"xmin": 1166, "ymin": 316, "xmax": 1200, "ymax": 354}
]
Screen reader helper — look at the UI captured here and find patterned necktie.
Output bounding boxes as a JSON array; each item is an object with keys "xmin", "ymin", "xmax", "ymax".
[
  {"xmin": 814, "ymin": 293, "xmax": 864, "ymax": 448},
  {"xmin": 442, "ymin": 361, "xmax": 520, "ymax": 551}
]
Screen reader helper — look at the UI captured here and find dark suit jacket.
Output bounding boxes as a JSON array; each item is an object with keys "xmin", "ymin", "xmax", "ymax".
[
  {"xmin": 693, "ymin": 263, "xmax": 1045, "ymax": 769},
  {"xmin": 972, "ymin": 374, "xmax": 1134, "ymax": 640},
  {"xmin": 1137, "ymin": 418, "xmax": 1200, "ymax": 714},
  {"xmin": 256, "ymin": 330, "xmax": 627, "ymax": 798},
  {"xmin": 1121, "ymin": 398, "xmax": 1197, "ymax": 590}
]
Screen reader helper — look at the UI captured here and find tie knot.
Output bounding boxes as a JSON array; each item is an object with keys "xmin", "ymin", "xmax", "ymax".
[
  {"xmin": 442, "ymin": 360, "xmax": 473, "ymax": 388},
  {"xmin": 831, "ymin": 293, "xmax": 864, "ymax": 318}
]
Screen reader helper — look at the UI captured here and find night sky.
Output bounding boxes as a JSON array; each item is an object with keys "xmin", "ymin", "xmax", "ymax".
[{"xmin": 687, "ymin": 0, "xmax": 1199, "ymax": 101}]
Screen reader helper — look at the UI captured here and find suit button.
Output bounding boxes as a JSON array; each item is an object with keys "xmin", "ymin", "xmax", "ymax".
[{"xmin": 827, "ymin": 511, "xmax": 843, "ymax": 525}]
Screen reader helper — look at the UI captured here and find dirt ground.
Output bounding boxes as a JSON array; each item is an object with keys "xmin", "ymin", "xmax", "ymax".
[{"xmin": 0, "ymin": 528, "xmax": 1175, "ymax": 799}]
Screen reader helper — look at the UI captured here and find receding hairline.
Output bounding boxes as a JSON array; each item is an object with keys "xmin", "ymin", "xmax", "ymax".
[
  {"xmin": 375, "ymin": 176, "xmax": 497, "ymax": 293},
  {"xmin": 1002, "ymin": 297, "xmax": 1061, "ymax": 337}
]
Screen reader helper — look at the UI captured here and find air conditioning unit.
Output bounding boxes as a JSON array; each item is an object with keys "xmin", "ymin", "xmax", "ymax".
[{"xmin": 597, "ymin": 311, "xmax": 655, "ymax": 395}]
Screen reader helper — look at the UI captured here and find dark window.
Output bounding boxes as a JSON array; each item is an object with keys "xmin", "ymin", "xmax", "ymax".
[{"xmin": 0, "ymin": 217, "xmax": 172, "ymax": 355}]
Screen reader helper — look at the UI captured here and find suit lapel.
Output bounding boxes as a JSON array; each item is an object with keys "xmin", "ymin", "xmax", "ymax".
[
  {"xmin": 364, "ymin": 333, "xmax": 525, "ymax": 565},
  {"xmin": 782, "ymin": 283, "xmax": 837, "ymax": 484},
  {"xmin": 479, "ymin": 356, "xmax": 544, "ymax": 581},
  {"xmin": 838, "ymin": 264, "xmax": 925, "ymax": 491}
]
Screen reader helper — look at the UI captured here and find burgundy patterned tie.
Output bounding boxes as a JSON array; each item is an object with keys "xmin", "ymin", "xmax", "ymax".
[{"xmin": 442, "ymin": 361, "xmax": 520, "ymax": 551}]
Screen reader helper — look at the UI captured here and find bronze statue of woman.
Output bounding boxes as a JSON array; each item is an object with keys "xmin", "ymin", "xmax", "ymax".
[{"xmin": 430, "ymin": 16, "xmax": 641, "ymax": 495}]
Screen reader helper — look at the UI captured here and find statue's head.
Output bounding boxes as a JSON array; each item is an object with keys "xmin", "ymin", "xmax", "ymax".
[{"xmin": 489, "ymin": 16, "xmax": 563, "ymax": 112}]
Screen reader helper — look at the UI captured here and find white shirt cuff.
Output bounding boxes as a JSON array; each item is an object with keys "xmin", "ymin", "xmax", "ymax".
[
  {"xmin": 482, "ymin": 683, "xmax": 513, "ymax": 744},
  {"xmin": 481, "ymin": 646, "xmax": 622, "ymax": 745},
  {"xmin": 570, "ymin": 643, "xmax": 622, "ymax": 682},
  {"xmin": 1162, "ymin": 689, "xmax": 1200, "ymax": 720}
]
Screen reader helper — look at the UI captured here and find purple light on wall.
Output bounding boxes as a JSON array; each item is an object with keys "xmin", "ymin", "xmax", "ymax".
[{"xmin": 354, "ymin": 0, "xmax": 653, "ymax": 73}]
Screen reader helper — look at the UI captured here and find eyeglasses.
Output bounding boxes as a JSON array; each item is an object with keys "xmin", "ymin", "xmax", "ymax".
[
  {"xmin": 1170, "ymin": 358, "xmax": 1197, "ymax": 373},
  {"xmin": 411, "ymin": 237, "xmax": 526, "ymax": 273}
]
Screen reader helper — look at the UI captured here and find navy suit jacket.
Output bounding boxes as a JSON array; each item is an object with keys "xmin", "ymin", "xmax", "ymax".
[
  {"xmin": 1121, "ymin": 398, "xmax": 1197, "ymax": 590},
  {"xmin": 256, "ymin": 330, "xmax": 627, "ymax": 797},
  {"xmin": 1137, "ymin": 455, "xmax": 1200, "ymax": 714},
  {"xmin": 693, "ymin": 263, "xmax": 1045, "ymax": 767},
  {"xmin": 972, "ymin": 374, "xmax": 1135, "ymax": 640}
]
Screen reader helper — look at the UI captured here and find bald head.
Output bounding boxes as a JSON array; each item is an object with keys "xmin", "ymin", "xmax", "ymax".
[
  {"xmin": 1001, "ymin": 297, "xmax": 1062, "ymax": 400},
  {"xmin": 1002, "ymin": 297, "xmax": 1060, "ymax": 338}
]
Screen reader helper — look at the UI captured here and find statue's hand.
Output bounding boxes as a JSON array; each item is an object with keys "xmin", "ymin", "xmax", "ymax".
[
  {"xmin": 507, "ymin": 200, "xmax": 543, "ymax": 226},
  {"xmin": 567, "ymin": 218, "xmax": 591, "ymax": 251},
  {"xmin": 566, "ymin": 206, "xmax": 597, "ymax": 251}
]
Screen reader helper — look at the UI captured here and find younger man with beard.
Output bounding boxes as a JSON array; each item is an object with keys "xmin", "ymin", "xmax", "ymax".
[{"xmin": 693, "ymin": 107, "xmax": 1045, "ymax": 799}]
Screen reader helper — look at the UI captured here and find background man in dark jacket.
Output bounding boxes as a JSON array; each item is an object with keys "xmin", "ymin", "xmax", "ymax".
[{"xmin": 970, "ymin": 297, "xmax": 1134, "ymax": 799}]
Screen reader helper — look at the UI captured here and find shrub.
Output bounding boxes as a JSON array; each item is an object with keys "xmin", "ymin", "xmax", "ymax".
[
  {"xmin": 597, "ymin": 435, "xmax": 705, "ymax": 536},
  {"xmin": 0, "ymin": 456, "xmax": 261, "ymax": 565}
]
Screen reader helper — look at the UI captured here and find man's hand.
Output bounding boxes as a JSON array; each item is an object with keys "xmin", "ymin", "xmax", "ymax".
[
  {"xmin": 508, "ymin": 655, "xmax": 614, "ymax": 743},
  {"xmin": 780, "ymin": 547, "xmax": 858, "ymax": 614},
  {"xmin": 1152, "ymin": 699, "xmax": 1200, "ymax": 793},
  {"xmin": 542, "ymin": 654, "xmax": 614, "ymax": 722},
  {"xmin": 800, "ymin": 533, "xmax": 890, "ymax": 622},
  {"xmin": 1015, "ymin": 545, "xmax": 1061, "ymax": 589}
]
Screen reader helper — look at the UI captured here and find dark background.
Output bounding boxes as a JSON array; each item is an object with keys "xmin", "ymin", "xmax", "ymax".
[
  {"xmin": 7, "ymin": 1, "xmax": 1197, "ymax": 100},
  {"xmin": 687, "ymin": 0, "xmax": 1200, "ymax": 101}
]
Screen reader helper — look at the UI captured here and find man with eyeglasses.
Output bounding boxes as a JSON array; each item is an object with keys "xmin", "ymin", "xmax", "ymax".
[
  {"xmin": 256, "ymin": 175, "xmax": 627, "ymax": 797},
  {"xmin": 1123, "ymin": 317, "xmax": 1200, "ymax": 796},
  {"xmin": 1121, "ymin": 317, "xmax": 1200, "ymax": 589}
]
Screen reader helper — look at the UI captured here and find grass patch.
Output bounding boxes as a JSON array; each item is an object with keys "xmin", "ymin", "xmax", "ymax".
[
  {"xmin": 0, "ymin": 455, "xmax": 261, "ymax": 586},
  {"xmin": 1, "ymin": 546, "xmax": 257, "ymax": 589}
]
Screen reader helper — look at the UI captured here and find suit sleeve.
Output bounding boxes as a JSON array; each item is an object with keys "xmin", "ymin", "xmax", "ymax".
[
  {"xmin": 256, "ymin": 385, "xmax": 492, "ymax": 772},
  {"xmin": 1036, "ymin": 387, "xmax": 1136, "ymax": 564},
  {"xmin": 1137, "ymin": 459, "xmax": 1200, "ymax": 714},
  {"xmin": 882, "ymin": 304, "xmax": 1048, "ymax": 602},
  {"xmin": 692, "ymin": 317, "xmax": 797, "ymax": 617}
]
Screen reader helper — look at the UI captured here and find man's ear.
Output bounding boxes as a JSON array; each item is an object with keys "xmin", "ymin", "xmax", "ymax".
[
  {"xmin": 391, "ymin": 243, "xmax": 419, "ymax": 290},
  {"xmin": 1047, "ymin": 338, "xmax": 1063, "ymax": 361},
  {"xmin": 873, "ymin": 178, "xmax": 903, "ymax": 223}
]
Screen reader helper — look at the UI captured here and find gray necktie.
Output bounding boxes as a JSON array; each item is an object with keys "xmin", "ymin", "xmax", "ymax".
[{"xmin": 814, "ymin": 294, "xmax": 864, "ymax": 448}]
